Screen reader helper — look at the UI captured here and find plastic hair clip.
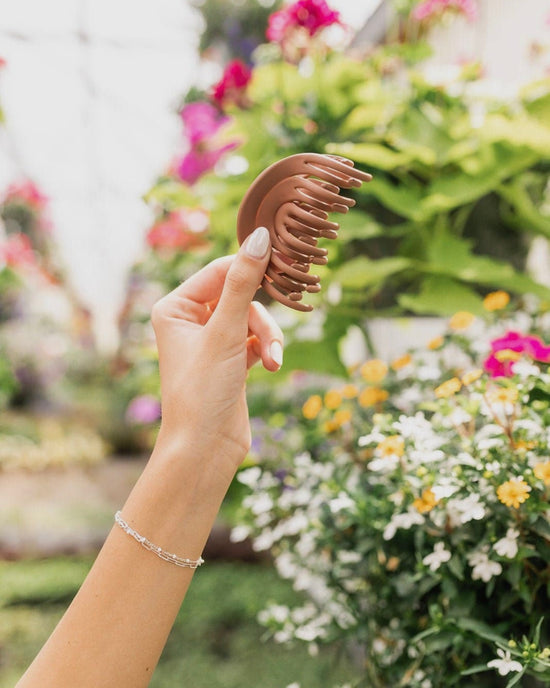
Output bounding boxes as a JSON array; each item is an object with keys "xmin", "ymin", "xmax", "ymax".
[{"xmin": 237, "ymin": 153, "xmax": 372, "ymax": 312}]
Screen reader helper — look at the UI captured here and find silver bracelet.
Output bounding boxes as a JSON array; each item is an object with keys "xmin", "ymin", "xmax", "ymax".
[{"xmin": 114, "ymin": 511, "xmax": 204, "ymax": 569}]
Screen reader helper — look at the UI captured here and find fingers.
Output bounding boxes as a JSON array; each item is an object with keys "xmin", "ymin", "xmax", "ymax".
[
  {"xmin": 208, "ymin": 227, "xmax": 271, "ymax": 338},
  {"xmin": 247, "ymin": 301, "xmax": 284, "ymax": 371}
]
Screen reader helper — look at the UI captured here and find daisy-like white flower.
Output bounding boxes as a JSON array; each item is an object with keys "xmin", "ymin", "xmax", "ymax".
[
  {"xmin": 493, "ymin": 528, "xmax": 520, "ymax": 558},
  {"xmin": 423, "ymin": 542, "xmax": 451, "ymax": 572},
  {"xmin": 487, "ymin": 648, "xmax": 523, "ymax": 676}
]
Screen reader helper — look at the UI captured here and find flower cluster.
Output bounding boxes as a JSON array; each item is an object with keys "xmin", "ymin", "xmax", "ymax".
[
  {"xmin": 146, "ymin": 207, "xmax": 210, "ymax": 253},
  {"xmin": 173, "ymin": 102, "xmax": 238, "ymax": 186},
  {"xmin": 412, "ymin": 0, "xmax": 478, "ymax": 23},
  {"xmin": 211, "ymin": 59, "xmax": 252, "ymax": 110},
  {"xmin": 235, "ymin": 293, "xmax": 550, "ymax": 687}
]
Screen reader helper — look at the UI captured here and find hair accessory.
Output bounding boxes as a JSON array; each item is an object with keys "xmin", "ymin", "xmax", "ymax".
[
  {"xmin": 237, "ymin": 153, "xmax": 372, "ymax": 312},
  {"xmin": 114, "ymin": 511, "xmax": 204, "ymax": 569}
]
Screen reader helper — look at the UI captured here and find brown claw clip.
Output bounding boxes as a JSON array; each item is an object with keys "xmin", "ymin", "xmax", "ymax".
[{"xmin": 237, "ymin": 153, "xmax": 372, "ymax": 312}]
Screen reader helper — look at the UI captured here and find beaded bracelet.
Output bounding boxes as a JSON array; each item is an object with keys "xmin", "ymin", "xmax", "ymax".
[{"xmin": 114, "ymin": 511, "xmax": 204, "ymax": 569}]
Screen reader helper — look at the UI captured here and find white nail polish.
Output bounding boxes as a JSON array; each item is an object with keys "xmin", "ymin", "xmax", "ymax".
[
  {"xmin": 246, "ymin": 226, "xmax": 270, "ymax": 258},
  {"xmin": 270, "ymin": 341, "xmax": 283, "ymax": 367}
]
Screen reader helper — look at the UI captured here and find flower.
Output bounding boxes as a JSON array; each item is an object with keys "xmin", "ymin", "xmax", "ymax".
[
  {"xmin": 484, "ymin": 331, "xmax": 550, "ymax": 377},
  {"xmin": 125, "ymin": 395, "xmax": 161, "ymax": 424},
  {"xmin": 376, "ymin": 435, "xmax": 404, "ymax": 458},
  {"xmin": 483, "ymin": 290, "xmax": 510, "ymax": 311},
  {"xmin": 434, "ymin": 377, "xmax": 461, "ymax": 398},
  {"xmin": 391, "ymin": 354, "xmax": 412, "ymax": 370},
  {"xmin": 146, "ymin": 208, "xmax": 210, "ymax": 252},
  {"xmin": 0, "ymin": 233, "xmax": 36, "ymax": 269},
  {"xmin": 174, "ymin": 102, "xmax": 239, "ymax": 185},
  {"xmin": 3, "ymin": 180, "xmax": 48, "ymax": 209},
  {"xmin": 534, "ymin": 461, "xmax": 550, "ymax": 486},
  {"xmin": 412, "ymin": 0, "xmax": 478, "ymax": 23},
  {"xmin": 449, "ymin": 311, "xmax": 475, "ymax": 330},
  {"xmin": 267, "ymin": 0, "xmax": 341, "ymax": 43},
  {"xmin": 360, "ymin": 359, "xmax": 388, "ymax": 384},
  {"xmin": 324, "ymin": 389, "xmax": 342, "ymax": 409},
  {"xmin": 487, "ymin": 648, "xmax": 523, "ymax": 676},
  {"xmin": 494, "ymin": 528, "xmax": 520, "ymax": 559},
  {"xmin": 497, "ymin": 478, "xmax": 531, "ymax": 509},
  {"xmin": 358, "ymin": 387, "xmax": 388, "ymax": 407},
  {"xmin": 468, "ymin": 548, "xmax": 502, "ymax": 582},
  {"xmin": 427, "ymin": 335, "xmax": 444, "ymax": 350},
  {"xmin": 211, "ymin": 59, "xmax": 252, "ymax": 109},
  {"xmin": 413, "ymin": 488, "xmax": 439, "ymax": 514},
  {"xmin": 423, "ymin": 542, "xmax": 451, "ymax": 571},
  {"xmin": 303, "ymin": 394, "xmax": 322, "ymax": 419}
]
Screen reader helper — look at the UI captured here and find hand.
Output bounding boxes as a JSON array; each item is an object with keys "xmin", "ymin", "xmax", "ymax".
[{"xmin": 151, "ymin": 226, "xmax": 284, "ymax": 481}]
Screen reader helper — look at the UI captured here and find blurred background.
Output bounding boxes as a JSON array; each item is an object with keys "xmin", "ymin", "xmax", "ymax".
[{"xmin": 0, "ymin": 1, "xmax": 549, "ymax": 686}]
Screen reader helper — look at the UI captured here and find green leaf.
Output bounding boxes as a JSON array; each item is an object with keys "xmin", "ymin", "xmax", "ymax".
[
  {"xmin": 143, "ymin": 178, "xmax": 200, "ymax": 210},
  {"xmin": 455, "ymin": 617, "xmax": 508, "ymax": 645},
  {"xmin": 398, "ymin": 276, "xmax": 484, "ymax": 316},
  {"xmin": 335, "ymin": 210, "xmax": 385, "ymax": 241},
  {"xmin": 332, "ymin": 256, "xmax": 411, "ymax": 289},
  {"xmin": 461, "ymin": 663, "xmax": 493, "ymax": 676},
  {"xmin": 498, "ymin": 178, "xmax": 550, "ymax": 238},
  {"xmin": 505, "ymin": 668, "xmax": 526, "ymax": 688},
  {"xmin": 359, "ymin": 176, "xmax": 425, "ymax": 221},
  {"xmin": 326, "ymin": 142, "xmax": 414, "ymax": 171},
  {"xmin": 479, "ymin": 113, "xmax": 550, "ymax": 155},
  {"xmin": 282, "ymin": 339, "xmax": 347, "ymax": 376}
]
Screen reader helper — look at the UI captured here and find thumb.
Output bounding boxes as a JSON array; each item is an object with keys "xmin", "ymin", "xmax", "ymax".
[{"xmin": 209, "ymin": 226, "xmax": 271, "ymax": 334}]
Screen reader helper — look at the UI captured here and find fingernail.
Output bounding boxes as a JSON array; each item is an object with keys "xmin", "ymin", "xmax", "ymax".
[
  {"xmin": 270, "ymin": 341, "xmax": 283, "ymax": 367},
  {"xmin": 245, "ymin": 226, "xmax": 270, "ymax": 259}
]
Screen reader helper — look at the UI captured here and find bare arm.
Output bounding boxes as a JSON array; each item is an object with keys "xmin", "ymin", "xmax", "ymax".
[{"xmin": 16, "ymin": 226, "xmax": 283, "ymax": 688}]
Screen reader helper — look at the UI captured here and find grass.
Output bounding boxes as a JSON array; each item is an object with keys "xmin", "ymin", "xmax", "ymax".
[{"xmin": 0, "ymin": 557, "xmax": 355, "ymax": 688}]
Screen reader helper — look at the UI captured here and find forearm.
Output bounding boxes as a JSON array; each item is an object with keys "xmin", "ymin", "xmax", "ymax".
[{"xmin": 16, "ymin": 435, "xmax": 234, "ymax": 688}]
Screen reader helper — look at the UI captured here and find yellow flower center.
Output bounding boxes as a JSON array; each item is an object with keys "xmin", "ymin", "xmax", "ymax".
[
  {"xmin": 360, "ymin": 359, "xmax": 388, "ymax": 384},
  {"xmin": 435, "ymin": 377, "xmax": 462, "ymax": 399},
  {"xmin": 359, "ymin": 387, "xmax": 389, "ymax": 408},
  {"xmin": 494, "ymin": 349, "xmax": 522, "ymax": 363},
  {"xmin": 324, "ymin": 390, "xmax": 343, "ymax": 410},
  {"xmin": 413, "ymin": 488, "xmax": 438, "ymax": 513},
  {"xmin": 377, "ymin": 435, "xmax": 404, "ymax": 457},
  {"xmin": 534, "ymin": 461, "xmax": 550, "ymax": 486},
  {"xmin": 391, "ymin": 354, "xmax": 412, "ymax": 370},
  {"xmin": 302, "ymin": 395, "xmax": 322, "ymax": 420},
  {"xmin": 449, "ymin": 311, "xmax": 475, "ymax": 330}
]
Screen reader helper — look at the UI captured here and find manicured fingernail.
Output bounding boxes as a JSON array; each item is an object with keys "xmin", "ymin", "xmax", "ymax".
[
  {"xmin": 270, "ymin": 341, "xmax": 283, "ymax": 367},
  {"xmin": 245, "ymin": 226, "xmax": 270, "ymax": 259}
]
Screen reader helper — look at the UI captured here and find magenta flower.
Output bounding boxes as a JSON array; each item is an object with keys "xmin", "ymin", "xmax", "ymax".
[
  {"xmin": 412, "ymin": 0, "xmax": 477, "ymax": 22},
  {"xmin": 211, "ymin": 59, "xmax": 252, "ymax": 109},
  {"xmin": 180, "ymin": 101, "xmax": 230, "ymax": 146},
  {"xmin": 267, "ymin": 0, "xmax": 342, "ymax": 43},
  {"xmin": 175, "ymin": 142, "xmax": 237, "ymax": 186},
  {"xmin": 125, "ymin": 395, "xmax": 161, "ymax": 425},
  {"xmin": 3, "ymin": 180, "xmax": 48, "ymax": 209},
  {"xmin": 484, "ymin": 331, "xmax": 550, "ymax": 377}
]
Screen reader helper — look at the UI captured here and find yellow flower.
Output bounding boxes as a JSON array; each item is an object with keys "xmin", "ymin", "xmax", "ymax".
[
  {"xmin": 391, "ymin": 353, "xmax": 412, "ymax": 370},
  {"xmin": 434, "ymin": 377, "xmax": 462, "ymax": 399},
  {"xmin": 494, "ymin": 349, "xmax": 522, "ymax": 363},
  {"xmin": 461, "ymin": 369, "xmax": 483, "ymax": 386},
  {"xmin": 413, "ymin": 488, "xmax": 439, "ymax": 514},
  {"xmin": 323, "ymin": 419, "xmax": 339, "ymax": 434},
  {"xmin": 359, "ymin": 387, "xmax": 389, "ymax": 408},
  {"xmin": 376, "ymin": 435, "xmax": 404, "ymax": 457},
  {"xmin": 428, "ymin": 335, "xmax": 444, "ymax": 350},
  {"xmin": 483, "ymin": 290, "xmax": 510, "ymax": 311},
  {"xmin": 534, "ymin": 461, "xmax": 550, "ymax": 486},
  {"xmin": 449, "ymin": 311, "xmax": 475, "ymax": 331},
  {"xmin": 360, "ymin": 359, "xmax": 388, "ymax": 384},
  {"xmin": 497, "ymin": 478, "xmax": 531, "ymax": 508},
  {"xmin": 334, "ymin": 409, "xmax": 352, "ymax": 426},
  {"xmin": 487, "ymin": 387, "xmax": 519, "ymax": 405},
  {"xmin": 302, "ymin": 395, "xmax": 322, "ymax": 420},
  {"xmin": 341, "ymin": 384, "xmax": 359, "ymax": 399},
  {"xmin": 324, "ymin": 389, "xmax": 342, "ymax": 410}
]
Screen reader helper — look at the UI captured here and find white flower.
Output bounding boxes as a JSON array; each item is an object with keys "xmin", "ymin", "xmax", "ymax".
[
  {"xmin": 468, "ymin": 548, "xmax": 502, "ymax": 582},
  {"xmin": 423, "ymin": 542, "xmax": 451, "ymax": 572},
  {"xmin": 229, "ymin": 525, "xmax": 250, "ymax": 543},
  {"xmin": 237, "ymin": 466, "xmax": 262, "ymax": 486},
  {"xmin": 447, "ymin": 493, "xmax": 485, "ymax": 526},
  {"xmin": 487, "ymin": 648, "xmax": 523, "ymax": 676},
  {"xmin": 493, "ymin": 528, "xmax": 520, "ymax": 558},
  {"xmin": 338, "ymin": 550, "xmax": 362, "ymax": 565},
  {"xmin": 383, "ymin": 509, "xmax": 425, "ymax": 540},
  {"xmin": 329, "ymin": 492, "xmax": 355, "ymax": 514}
]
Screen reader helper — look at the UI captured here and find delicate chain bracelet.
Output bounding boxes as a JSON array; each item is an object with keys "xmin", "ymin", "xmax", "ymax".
[{"xmin": 114, "ymin": 511, "xmax": 204, "ymax": 569}]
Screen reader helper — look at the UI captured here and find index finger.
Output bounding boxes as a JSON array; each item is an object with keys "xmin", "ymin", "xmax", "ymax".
[{"xmin": 169, "ymin": 255, "xmax": 234, "ymax": 306}]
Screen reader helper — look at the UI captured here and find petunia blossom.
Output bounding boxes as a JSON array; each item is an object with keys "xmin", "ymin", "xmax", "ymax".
[
  {"xmin": 484, "ymin": 330, "xmax": 550, "ymax": 377},
  {"xmin": 267, "ymin": 0, "xmax": 341, "ymax": 43},
  {"xmin": 211, "ymin": 59, "xmax": 252, "ymax": 109},
  {"xmin": 175, "ymin": 143, "xmax": 237, "ymax": 186},
  {"xmin": 179, "ymin": 101, "xmax": 230, "ymax": 146}
]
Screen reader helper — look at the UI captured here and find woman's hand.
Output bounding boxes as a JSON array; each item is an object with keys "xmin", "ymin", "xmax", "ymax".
[{"xmin": 151, "ymin": 226, "xmax": 284, "ymax": 480}]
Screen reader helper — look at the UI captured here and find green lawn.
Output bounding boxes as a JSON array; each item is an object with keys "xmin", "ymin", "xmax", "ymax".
[{"xmin": 0, "ymin": 557, "xmax": 355, "ymax": 688}]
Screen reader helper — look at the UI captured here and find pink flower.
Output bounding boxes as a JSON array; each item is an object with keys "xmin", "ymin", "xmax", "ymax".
[
  {"xmin": 146, "ymin": 208, "xmax": 210, "ymax": 252},
  {"xmin": 0, "ymin": 57, "xmax": 6, "ymax": 69},
  {"xmin": 267, "ymin": 0, "xmax": 342, "ymax": 43},
  {"xmin": 180, "ymin": 101, "xmax": 229, "ymax": 146},
  {"xmin": 125, "ymin": 395, "xmax": 161, "ymax": 425},
  {"xmin": 174, "ymin": 102, "xmax": 239, "ymax": 185},
  {"xmin": 3, "ymin": 180, "xmax": 48, "ymax": 209},
  {"xmin": 0, "ymin": 233, "xmax": 36, "ymax": 269},
  {"xmin": 412, "ymin": 0, "xmax": 477, "ymax": 22},
  {"xmin": 484, "ymin": 330, "xmax": 550, "ymax": 377},
  {"xmin": 211, "ymin": 59, "xmax": 253, "ymax": 109}
]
